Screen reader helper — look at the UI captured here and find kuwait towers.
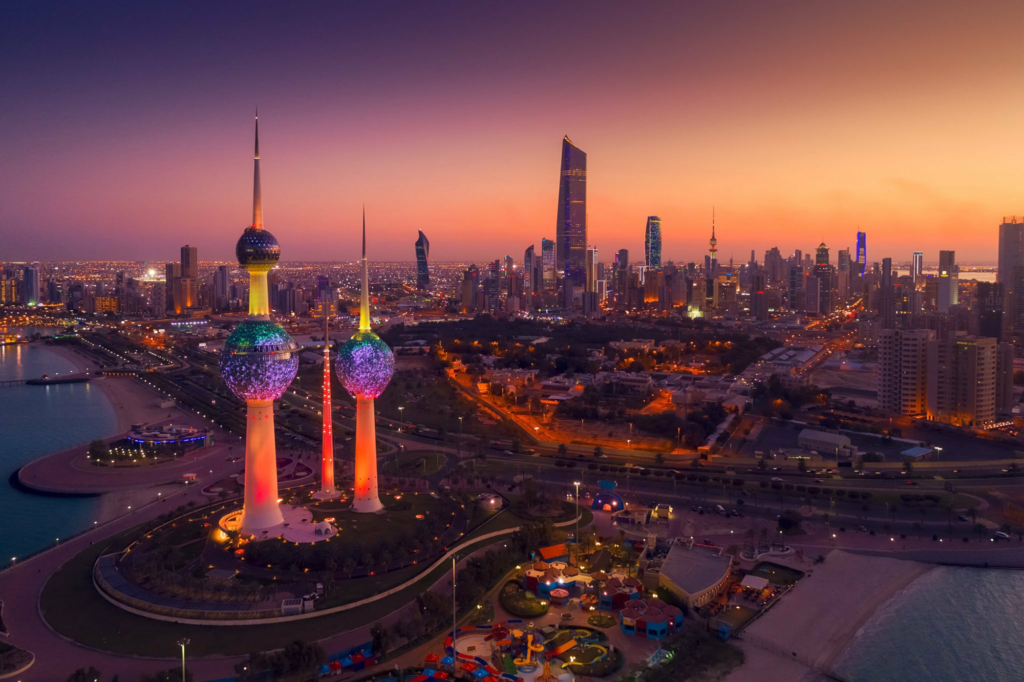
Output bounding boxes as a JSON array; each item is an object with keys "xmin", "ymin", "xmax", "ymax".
[
  {"xmin": 337, "ymin": 211, "xmax": 394, "ymax": 513},
  {"xmin": 220, "ymin": 115, "xmax": 300, "ymax": 533},
  {"xmin": 314, "ymin": 311, "xmax": 340, "ymax": 499}
]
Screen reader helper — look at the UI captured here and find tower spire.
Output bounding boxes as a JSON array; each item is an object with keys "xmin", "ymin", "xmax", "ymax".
[
  {"xmin": 252, "ymin": 111, "xmax": 263, "ymax": 230},
  {"xmin": 709, "ymin": 207, "xmax": 718, "ymax": 261},
  {"xmin": 359, "ymin": 206, "xmax": 370, "ymax": 331}
]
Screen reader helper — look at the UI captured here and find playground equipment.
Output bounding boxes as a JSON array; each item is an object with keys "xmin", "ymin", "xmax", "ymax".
[
  {"xmin": 513, "ymin": 633, "xmax": 545, "ymax": 667},
  {"xmin": 544, "ymin": 638, "xmax": 576, "ymax": 660}
]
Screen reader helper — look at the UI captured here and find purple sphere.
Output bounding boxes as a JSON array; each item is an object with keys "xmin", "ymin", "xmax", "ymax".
[
  {"xmin": 336, "ymin": 330, "xmax": 394, "ymax": 399},
  {"xmin": 220, "ymin": 320, "xmax": 299, "ymax": 401}
]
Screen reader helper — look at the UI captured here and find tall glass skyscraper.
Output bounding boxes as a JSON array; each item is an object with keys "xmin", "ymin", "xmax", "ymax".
[
  {"xmin": 855, "ymin": 231, "xmax": 867, "ymax": 276},
  {"xmin": 415, "ymin": 230, "xmax": 430, "ymax": 290},
  {"xmin": 645, "ymin": 216, "xmax": 662, "ymax": 270},
  {"xmin": 556, "ymin": 136, "xmax": 587, "ymax": 286},
  {"xmin": 541, "ymin": 237, "xmax": 555, "ymax": 291}
]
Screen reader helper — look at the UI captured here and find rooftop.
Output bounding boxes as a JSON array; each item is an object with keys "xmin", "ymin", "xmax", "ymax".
[{"xmin": 660, "ymin": 541, "xmax": 732, "ymax": 595}]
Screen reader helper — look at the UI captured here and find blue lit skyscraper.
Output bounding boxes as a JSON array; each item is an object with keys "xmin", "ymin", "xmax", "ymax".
[
  {"xmin": 645, "ymin": 216, "xmax": 662, "ymax": 270},
  {"xmin": 415, "ymin": 230, "xmax": 430, "ymax": 290},
  {"xmin": 855, "ymin": 231, "xmax": 867, "ymax": 276},
  {"xmin": 556, "ymin": 136, "xmax": 587, "ymax": 286}
]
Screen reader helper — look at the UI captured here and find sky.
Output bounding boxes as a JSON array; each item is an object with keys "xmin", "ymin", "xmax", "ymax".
[{"xmin": 2, "ymin": 1, "xmax": 1022, "ymax": 264}]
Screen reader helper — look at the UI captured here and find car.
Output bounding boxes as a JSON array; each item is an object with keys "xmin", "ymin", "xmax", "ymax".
[
  {"xmin": 771, "ymin": 477, "xmax": 784, "ymax": 482},
  {"xmin": 994, "ymin": 531, "xmax": 1010, "ymax": 540},
  {"xmin": 858, "ymin": 525, "xmax": 868, "ymax": 532},
  {"xmin": 691, "ymin": 505, "xmax": 699, "ymax": 512},
  {"xmin": 905, "ymin": 480, "xmax": 918, "ymax": 485},
  {"xmin": 957, "ymin": 515, "xmax": 969, "ymax": 522},
  {"xmin": 813, "ymin": 479, "xmax": 823, "ymax": 483}
]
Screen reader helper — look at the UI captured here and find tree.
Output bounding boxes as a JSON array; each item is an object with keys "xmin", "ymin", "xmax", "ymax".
[
  {"xmin": 557, "ymin": 443, "xmax": 568, "ymax": 456},
  {"xmin": 593, "ymin": 446, "xmax": 603, "ymax": 458},
  {"xmin": 757, "ymin": 458, "xmax": 767, "ymax": 471},
  {"xmin": 655, "ymin": 453, "xmax": 665, "ymax": 465},
  {"xmin": 797, "ymin": 459, "xmax": 807, "ymax": 473},
  {"xmin": 777, "ymin": 509, "xmax": 804, "ymax": 534},
  {"xmin": 903, "ymin": 461, "xmax": 914, "ymax": 474},
  {"xmin": 68, "ymin": 668, "xmax": 103, "ymax": 682}
]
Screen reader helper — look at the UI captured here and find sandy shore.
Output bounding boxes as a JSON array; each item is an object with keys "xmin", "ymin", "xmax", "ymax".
[
  {"xmin": 44, "ymin": 343, "xmax": 166, "ymax": 432},
  {"xmin": 725, "ymin": 551, "xmax": 931, "ymax": 682}
]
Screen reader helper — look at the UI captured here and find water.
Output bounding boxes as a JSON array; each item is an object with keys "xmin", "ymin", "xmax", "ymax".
[
  {"xmin": 835, "ymin": 566, "xmax": 1024, "ymax": 682},
  {"xmin": 0, "ymin": 341, "xmax": 117, "ymax": 562}
]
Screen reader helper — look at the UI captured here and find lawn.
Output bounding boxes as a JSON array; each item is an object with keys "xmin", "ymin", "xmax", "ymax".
[
  {"xmin": 41, "ymin": 531, "xmax": 514, "ymax": 659},
  {"xmin": 587, "ymin": 613, "xmax": 616, "ymax": 628},
  {"xmin": 498, "ymin": 581, "xmax": 549, "ymax": 618},
  {"xmin": 381, "ymin": 450, "xmax": 447, "ymax": 476},
  {"xmin": 716, "ymin": 604, "xmax": 760, "ymax": 631},
  {"xmin": 633, "ymin": 626, "xmax": 744, "ymax": 682}
]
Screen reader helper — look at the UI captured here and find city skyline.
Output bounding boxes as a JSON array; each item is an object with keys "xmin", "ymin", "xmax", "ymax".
[{"xmin": 4, "ymin": 2, "xmax": 1023, "ymax": 263}]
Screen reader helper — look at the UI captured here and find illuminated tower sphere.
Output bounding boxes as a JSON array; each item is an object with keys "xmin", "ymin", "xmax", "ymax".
[
  {"xmin": 337, "ymin": 210, "xmax": 394, "ymax": 512},
  {"xmin": 220, "ymin": 114, "xmax": 299, "ymax": 533}
]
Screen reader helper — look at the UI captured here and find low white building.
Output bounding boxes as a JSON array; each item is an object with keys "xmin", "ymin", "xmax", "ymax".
[{"xmin": 797, "ymin": 429, "xmax": 857, "ymax": 460}]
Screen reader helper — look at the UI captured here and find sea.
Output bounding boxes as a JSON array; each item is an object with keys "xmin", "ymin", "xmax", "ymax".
[
  {"xmin": 0, "ymin": 336, "xmax": 117, "ymax": 562},
  {"xmin": 833, "ymin": 566, "xmax": 1024, "ymax": 681}
]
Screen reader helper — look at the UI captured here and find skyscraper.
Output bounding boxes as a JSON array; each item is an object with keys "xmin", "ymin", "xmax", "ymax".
[
  {"xmin": 708, "ymin": 210, "xmax": 718, "ymax": 274},
  {"xmin": 164, "ymin": 262, "xmax": 181, "ymax": 312},
  {"xmin": 541, "ymin": 237, "xmax": 555, "ymax": 291},
  {"xmin": 815, "ymin": 242, "xmax": 833, "ymax": 315},
  {"xmin": 21, "ymin": 265, "xmax": 40, "ymax": 306},
  {"xmin": 855, "ymin": 231, "xmax": 867, "ymax": 276},
  {"xmin": 911, "ymin": 252, "xmax": 923, "ymax": 282},
  {"xmin": 337, "ymin": 210, "xmax": 395, "ymax": 513},
  {"xmin": 586, "ymin": 246, "xmax": 599, "ymax": 293},
  {"xmin": 523, "ymin": 245, "xmax": 535, "ymax": 298},
  {"xmin": 415, "ymin": 230, "xmax": 430, "ymax": 290},
  {"xmin": 938, "ymin": 249, "xmax": 957, "ymax": 311},
  {"xmin": 213, "ymin": 265, "xmax": 229, "ymax": 311},
  {"xmin": 181, "ymin": 245, "xmax": 198, "ymax": 279},
  {"xmin": 645, "ymin": 216, "xmax": 662, "ymax": 270},
  {"xmin": 976, "ymin": 282, "xmax": 1004, "ymax": 341},
  {"xmin": 998, "ymin": 219, "xmax": 1024, "ymax": 312},
  {"xmin": 555, "ymin": 136, "xmax": 587, "ymax": 286},
  {"xmin": 220, "ymin": 115, "xmax": 300, "ymax": 534}
]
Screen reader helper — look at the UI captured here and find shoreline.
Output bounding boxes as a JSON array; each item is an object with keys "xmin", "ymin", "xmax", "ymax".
[
  {"xmin": 44, "ymin": 342, "xmax": 143, "ymax": 433},
  {"xmin": 726, "ymin": 551, "xmax": 932, "ymax": 682}
]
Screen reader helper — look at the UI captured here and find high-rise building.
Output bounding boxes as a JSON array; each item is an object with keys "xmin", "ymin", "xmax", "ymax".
[
  {"xmin": 555, "ymin": 136, "xmax": 587, "ymax": 286},
  {"xmin": 181, "ymin": 245, "xmax": 198, "ymax": 280},
  {"xmin": 911, "ymin": 252, "xmax": 923, "ymax": 283},
  {"xmin": 645, "ymin": 216, "xmax": 662, "ymax": 270},
  {"xmin": 614, "ymin": 249, "xmax": 629, "ymax": 296},
  {"xmin": 21, "ymin": 265, "xmax": 40, "ymax": 306},
  {"xmin": 855, "ymin": 231, "xmax": 867, "ymax": 276},
  {"xmin": 878, "ymin": 328, "xmax": 934, "ymax": 416},
  {"xmin": 927, "ymin": 333, "xmax": 997, "ymax": 426},
  {"xmin": 708, "ymin": 210, "xmax": 718, "ymax": 275},
  {"xmin": 586, "ymin": 246, "xmax": 599, "ymax": 293},
  {"xmin": 337, "ymin": 210, "xmax": 394, "ymax": 513},
  {"xmin": 164, "ymin": 262, "xmax": 181, "ymax": 312},
  {"xmin": 814, "ymin": 243, "xmax": 833, "ymax": 314},
  {"xmin": 937, "ymin": 249, "xmax": 957, "ymax": 311},
  {"xmin": 219, "ymin": 115, "xmax": 299, "ymax": 534},
  {"xmin": 998, "ymin": 218, "xmax": 1024, "ymax": 329},
  {"xmin": 415, "ymin": 230, "xmax": 430, "ymax": 290},
  {"xmin": 541, "ymin": 237, "xmax": 555, "ymax": 291},
  {"xmin": 880, "ymin": 257, "xmax": 896, "ymax": 329},
  {"xmin": 523, "ymin": 245, "xmax": 535, "ymax": 299},
  {"xmin": 461, "ymin": 265, "xmax": 479, "ymax": 312},
  {"xmin": 213, "ymin": 265, "xmax": 229, "ymax": 311},
  {"xmin": 976, "ymin": 282, "xmax": 1004, "ymax": 341}
]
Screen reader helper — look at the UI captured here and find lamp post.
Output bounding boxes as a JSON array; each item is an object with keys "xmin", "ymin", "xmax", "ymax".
[
  {"xmin": 573, "ymin": 480, "xmax": 581, "ymax": 566},
  {"xmin": 177, "ymin": 638, "xmax": 190, "ymax": 682},
  {"xmin": 398, "ymin": 406, "xmax": 404, "ymax": 428},
  {"xmin": 451, "ymin": 557, "xmax": 458, "ymax": 656}
]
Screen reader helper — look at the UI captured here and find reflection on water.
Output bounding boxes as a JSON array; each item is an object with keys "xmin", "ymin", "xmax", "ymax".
[
  {"xmin": 836, "ymin": 566, "xmax": 1024, "ymax": 682},
  {"xmin": 0, "ymin": 343, "xmax": 117, "ymax": 561}
]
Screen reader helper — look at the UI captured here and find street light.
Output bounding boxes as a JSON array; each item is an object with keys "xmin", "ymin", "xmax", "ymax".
[
  {"xmin": 573, "ymin": 480, "xmax": 581, "ymax": 566},
  {"xmin": 177, "ymin": 638, "xmax": 190, "ymax": 681}
]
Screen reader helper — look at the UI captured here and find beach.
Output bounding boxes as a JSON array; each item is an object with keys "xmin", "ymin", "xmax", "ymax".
[
  {"xmin": 725, "ymin": 551, "xmax": 931, "ymax": 682},
  {"xmin": 45, "ymin": 342, "xmax": 173, "ymax": 431}
]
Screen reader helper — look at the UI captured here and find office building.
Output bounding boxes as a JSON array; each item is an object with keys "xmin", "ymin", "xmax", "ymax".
[
  {"xmin": 614, "ymin": 249, "xmax": 629, "ymax": 297},
  {"xmin": 997, "ymin": 342, "xmax": 1015, "ymax": 416},
  {"xmin": 21, "ymin": 265, "xmax": 40, "ymax": 306},
  {"xmin": 976, "ymin": 282, "xmax": 1004, "ymax": 341},
  {"xmin": 911, "ymin": 252, "xmax": 923, "ymax": 283},
  {"xmin": 999, "ymin": 218, "xmax": 1024, "ymax": 330},
  {"xmin": 213, "ymin": 265, "xmax": 229, "ymax": 311},
  {"xmin": 814, "ymin": 242, "xmax": 832, "ymax": 314},
  {"xmin": 586, "ymin": 246, "xmax": 599, "ymax": 293},
  {"xmin": 523, "ymin": 245, "xmax": 535, "ymax": 298},
  {"xmin": 541, "ymin": 237, "xmax": 556, "ymax": 291},
  {"xmin": 855, "ymin": 231, "xmax": 867, "ymax": 276},
  {"xmin": 878, "ymin": 328, "xmax": 934, "ymax": 416},
  {"xmin": 645, "ymin": 216, "xmax": 662, "ymax": 270},
  {"xmin": 555, "ymin": 136, "xmax": 587, "ymax": 286},
  {"xmin": 415, "ymin": 230, "xmax": 430, "ymax": 290},
  {"xmin": 181, "ymin": 244, "xmax": 198, "ymax": 280},
  {"xmin": 927, "ymin": 334, "xmax": 997, "ymax": 426}
]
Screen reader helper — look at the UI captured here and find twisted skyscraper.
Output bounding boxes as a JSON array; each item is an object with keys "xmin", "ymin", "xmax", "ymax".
[{"xmin": 220, "ymin": 115, "xmax": 299, "ymax": 533}]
